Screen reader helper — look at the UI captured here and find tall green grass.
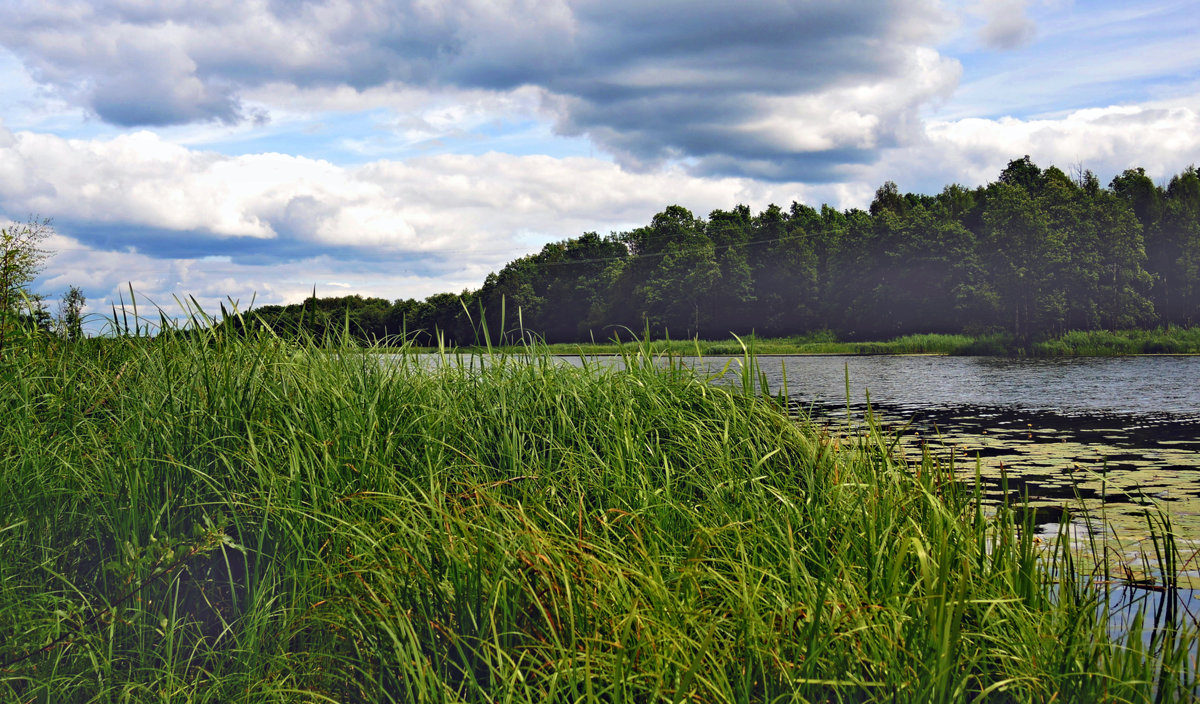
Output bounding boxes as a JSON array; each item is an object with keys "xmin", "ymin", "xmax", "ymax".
[
  {"xmin": 1034, "ymin": 327, "xmax": 1200, "ymax": 356},
  {"xmin": 1, "ymin": 317, "xmax": 1196, "ymax": 702}
]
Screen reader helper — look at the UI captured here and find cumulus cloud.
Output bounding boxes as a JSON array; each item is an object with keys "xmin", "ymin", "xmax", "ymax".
[
  {"xmin": 0, "ymin": 0, "xmax": 959, "ymax": 181},
  {"xmin": 975, "ymin": 0, "xmax": 1037, "ymax": 50},
  {"xmin": 1, "ymin": 123, "xmax": 815, "ymax": 315},
  {"xmin": 36, "ymin": 235, "xmax": 488, "ymax": 331},
  {"xmin": 0, "ymin": 126, "xmax": 810, "ymax": 257},
  {"xmin": 928, "ymin": 102, "xmax": 1200, "ymax": 183},
  {"xmin": 836, "ymin": 99, "xmax": 1200, "ymax": 203}
]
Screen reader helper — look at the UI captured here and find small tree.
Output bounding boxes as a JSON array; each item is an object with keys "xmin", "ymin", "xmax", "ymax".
[
  {"xmin": 0, "ymin": 216, "xmax": 53, "ymax": 352},
  {"xmin": 58, "ymin": 285, "xmax": 86, "ymax": 341}
]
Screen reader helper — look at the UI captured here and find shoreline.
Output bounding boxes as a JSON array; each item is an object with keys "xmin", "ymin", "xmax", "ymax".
[{"xmin": 379, "ymin": 326, "xmax": 1200, "ymax": 358}]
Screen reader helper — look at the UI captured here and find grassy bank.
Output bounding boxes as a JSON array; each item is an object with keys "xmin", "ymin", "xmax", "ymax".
[
  {"xmin": 1031, "ymin": 327, "xmax": 1200, "ymax": 356},
  {"xmin": 2, "ymin": 326, "xmax": 1197, "ymax": 702},
  {"xmin": 458, "ymin": 331, "xmax": 982, "ymax": 357},
  {"xmin": 438, "ymin": 327, "xmax": 1200, "ymax": 357}
]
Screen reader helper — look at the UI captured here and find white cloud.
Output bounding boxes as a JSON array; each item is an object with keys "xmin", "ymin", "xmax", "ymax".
[
  {"xmin": 35, "ymin": 235, "xmax": 490, "ymax": 333},
  {"xmin": 739, "ymin": 47, "xmax": 960, "ymax": 154},
  {"xmin": 0, "ymin": 125, "xmax": 814, "ymax": 253},
  {"xmin": 5, "ymin": 124, "xmax": 814, "ymax": 316},
  {"xmin": 929, "ymin": 101, "xmax": 1200, "ymax": 183},
  {"xmin": 835, "ymin": 97, "xmax": 1200, "ymax": 204}
]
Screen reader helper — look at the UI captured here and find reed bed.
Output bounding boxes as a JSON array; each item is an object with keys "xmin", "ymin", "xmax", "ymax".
[
  {"xmin": 1033, "ymin": 327, "xmax": 1200, "ymax": 356},
  {"xmin": 1, "ymin": 320, "xmax": 1197, "ymax": 702},
  {"xmin": 510, "ymin": 327, "xmax": 1200, "ymax": 357}
]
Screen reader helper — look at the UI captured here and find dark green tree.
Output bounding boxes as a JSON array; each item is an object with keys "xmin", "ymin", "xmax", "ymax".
[
  {"xmin": 58, "ymin": 285, "xmax": 86, "ymax": 341},
  {"xmin": 1161, "ymin": 167, "xmax": 1200, "ymax": 324},
  {"xmin": 622, "ymin": 206, "xmax": 719, "ymax": 336},
  {"xmin": 980, "ymin": 181, "xmax": 1065, "ymax": 344}
]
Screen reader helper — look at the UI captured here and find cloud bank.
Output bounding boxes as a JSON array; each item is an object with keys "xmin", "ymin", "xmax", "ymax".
[
  {"xmin": 974, "ymin": 0, "xmax": 1037, "ymax": 50},
  {"xmin": 2, "ymin": 0, "xmax": 1199, "ymax": 324},
  {"xmin": 0, "ymin": 0, "xmax": 959, "ymax": 182}
]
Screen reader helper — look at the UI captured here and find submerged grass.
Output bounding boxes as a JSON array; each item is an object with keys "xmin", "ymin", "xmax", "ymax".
[{"xmin": 2, "ymin": 318, "xmax": 1198, "ymax": 702}]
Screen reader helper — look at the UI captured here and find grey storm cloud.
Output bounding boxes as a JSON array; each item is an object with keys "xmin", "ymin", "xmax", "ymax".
[
  {"xmin": 975, "ymin": 0, "xmax": 1037, "ymax": 51},
  {"xmin": 0, "ymin": 0, "xmax": 956, "ymax": 181}
]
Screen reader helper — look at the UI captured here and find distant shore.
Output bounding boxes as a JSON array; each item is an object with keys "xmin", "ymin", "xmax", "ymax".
[{"xmin": 411, "ymin": 326, "xmax": 1200, "ymax": 357}]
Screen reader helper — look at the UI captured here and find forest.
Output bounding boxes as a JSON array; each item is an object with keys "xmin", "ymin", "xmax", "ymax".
[{"xmin": 243, "ymin": 157, "xmax": 1200, "ymax": 348}]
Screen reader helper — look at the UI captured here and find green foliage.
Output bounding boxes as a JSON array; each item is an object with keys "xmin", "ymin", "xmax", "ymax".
[
  {"xmin": 1033, "ymin": 326, "xmax": 1200, "ymax": 355},
  {"xmin": 0, "ymin": 216, "xmax": 52, "ymax": 353},
  {"xmin": 220, "ymin": 159, "xmax": 1197, "ymax": 348},
  {"xmin": 2, "ymin": 327, "xmax": 1197, "ymax": 701},
  {"xmin": 57, "ymin": 285, "xmax": 86, "ymax": 341}
]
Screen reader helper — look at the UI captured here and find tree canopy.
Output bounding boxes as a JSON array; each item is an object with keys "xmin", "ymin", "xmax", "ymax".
[{"xmin": 242, "ymin": 158, "xmax": 1199, "ymax": 348}]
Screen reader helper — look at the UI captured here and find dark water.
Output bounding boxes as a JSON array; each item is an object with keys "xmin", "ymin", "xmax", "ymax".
[{"xmin": 657, "ymin": 355, "xmax": 1200, "ymax": 521}]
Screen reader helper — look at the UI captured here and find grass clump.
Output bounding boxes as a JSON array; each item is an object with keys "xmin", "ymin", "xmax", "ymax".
[
  {"xmin": 1, "ymin": 320, "xmax": 1197, "ymax": 702},
  {"xmin": 1034, "ymin": 327, "xmax": 1200, "ymax": 356}
]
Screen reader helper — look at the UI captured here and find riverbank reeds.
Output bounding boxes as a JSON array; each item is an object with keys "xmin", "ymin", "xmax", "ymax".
[
  {"xmin": 457, "ymin": 327, "xmax": 1200, "ymax": 357},
  {"xmin": 1033, "ymin": 327, "xmax": 1200, "ymax": 356},
  {"xmin": 1, "ymin": 318, "xmax": 1197, "ymax": 702},
  {"xmin": 488, "ymin": 331, "xmax": 981, "ymax": 357}
]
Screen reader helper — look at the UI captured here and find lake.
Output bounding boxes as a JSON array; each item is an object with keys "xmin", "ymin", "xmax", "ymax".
[
  {"xmin": 615, "ymin": 353, "xmax": 1200, "ymax": 637},
  {"xmin": 557, "ymin": 353, "xmax": 1200, "ymax": 540},
  {"xmin": 684, "ymin": 354, "xmax": 1200, "ymax": 416},
  {"xmin": 416, "ymin": 351, "xmax": 1200, "ymax": 543},
  {"xmin": 674, "ymin": 355, "xmax": 1199, "ymax": 526}
]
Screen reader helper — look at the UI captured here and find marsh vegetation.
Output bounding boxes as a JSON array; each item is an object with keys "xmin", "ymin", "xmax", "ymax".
[{"xmin": 2, "ymin": 315, "xmax": 1198, "ymax": 702}]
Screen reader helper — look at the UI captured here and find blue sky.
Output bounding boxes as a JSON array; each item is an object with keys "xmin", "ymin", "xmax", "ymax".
[{"xmin": 1, "ymin": 0, "xmax": 1198, "ymax": 324}]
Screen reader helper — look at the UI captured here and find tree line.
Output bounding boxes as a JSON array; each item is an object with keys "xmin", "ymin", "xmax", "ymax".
[{"xmin": 242, "ymin": 157, "xmax": 1200, "ymax": 347}]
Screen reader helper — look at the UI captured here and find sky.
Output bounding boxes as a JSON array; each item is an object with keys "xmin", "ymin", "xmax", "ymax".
[{"xmin": 1, "ymin": 0, "xmax": 1199, "ymax": 326}]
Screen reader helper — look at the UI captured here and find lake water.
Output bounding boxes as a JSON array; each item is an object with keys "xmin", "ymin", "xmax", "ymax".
[
  {"xmin": 417, "ymin": 353, "xmax": 1199, "ymax": 524},
  {"xmin": 557, "ymin": 353, "xmax": 1200, "ymax": 545},
  {"xmin": 623, "ymin": 353, "xmax": 1200, "ymax": 637},
  {"xmin": 681, "ymin": 354, "xmax": 1200, "ymax": 417},
  {"xmin": 414, "ymin": 350, "xmax": 1200, "ymax": 542},
  {"xmin": 643, "ymin": 355, "xmax": 1200, "ymax": 530}
]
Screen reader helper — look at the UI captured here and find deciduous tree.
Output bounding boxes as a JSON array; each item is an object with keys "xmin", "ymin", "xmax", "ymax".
[{"xmin": 1, "ymin": 216, "xmax": 53, "ymax": 352}]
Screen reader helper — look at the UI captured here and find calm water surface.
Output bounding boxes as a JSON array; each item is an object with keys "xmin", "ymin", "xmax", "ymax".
[
  {"xmin": 639, "ymin": 354, "xmax": 1200, "ymax": 637},
  {"xmin": 561, "ymin": 353, "xmax": 1200, "ymax": 533},
  {"xmin": 675, "ymin": 354, "xmax": 1199, "ymax": 509},
  {"xmin": 689, "ymin": 354, "xmax": 1200, "ymax": 417}
]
